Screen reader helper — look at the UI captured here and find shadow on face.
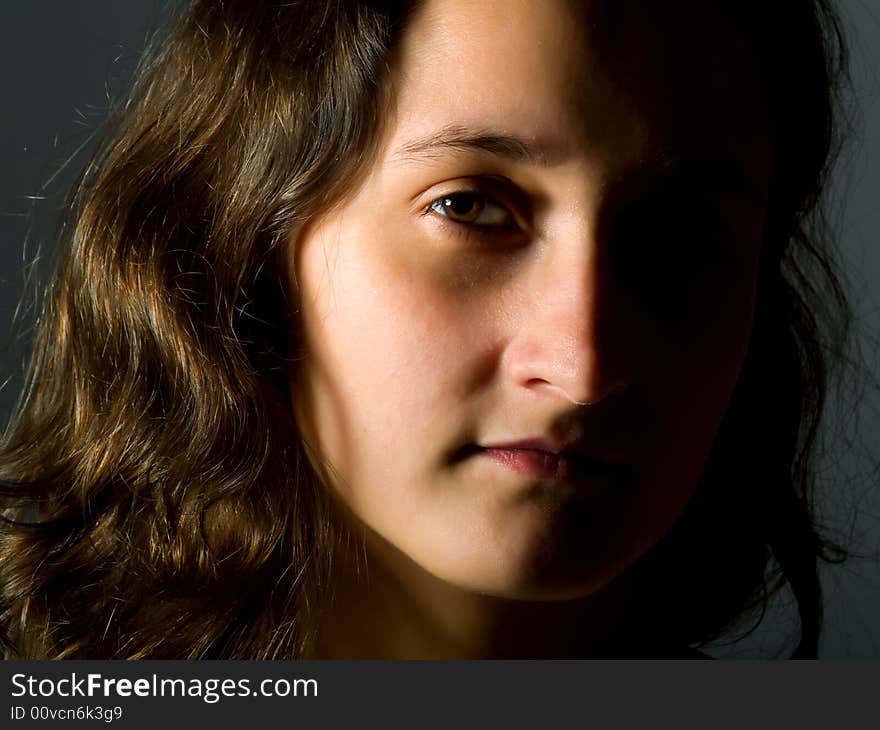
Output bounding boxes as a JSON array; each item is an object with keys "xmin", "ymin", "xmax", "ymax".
[{"xmin": 289, "ymin": 0, "xmax": 772, "ymax": 602}]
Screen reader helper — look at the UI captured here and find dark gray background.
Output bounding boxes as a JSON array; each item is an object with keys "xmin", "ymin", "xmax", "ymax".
[{"xmin": 1, "ymin": 1, "xmax": 877, "ymax": 658}]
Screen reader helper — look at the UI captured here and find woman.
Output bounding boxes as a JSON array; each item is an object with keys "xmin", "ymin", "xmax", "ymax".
[{"xmin": 0, "ymin": 0, "xmax": 854, "ymax": 658}]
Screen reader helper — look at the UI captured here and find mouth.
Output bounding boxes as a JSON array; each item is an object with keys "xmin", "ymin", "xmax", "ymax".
[{"xmin": 457, "ymin": 444, "xmax": 633, "ymax": 489}]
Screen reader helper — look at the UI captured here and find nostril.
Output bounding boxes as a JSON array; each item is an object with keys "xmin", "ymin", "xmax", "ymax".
[
  {"xmin": 526, "ymin": 379, "xmax": 591, "ymax": 405},
  {"xmin": 526, "ymin": 377, "xmax": 629, "ymax": 407}
]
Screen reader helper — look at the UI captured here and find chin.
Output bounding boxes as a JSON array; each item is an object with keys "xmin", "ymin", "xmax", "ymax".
[
  {"xmin": 432, "ymin": 519, "xmax": 644, "ymax": 603},
  {"xmin": 429, "ymin": 554, "xmax": 628, "ymax": 603},
  {"xmin": 473, "ymin": 582, "xmax": 611, "ymax": 603}
]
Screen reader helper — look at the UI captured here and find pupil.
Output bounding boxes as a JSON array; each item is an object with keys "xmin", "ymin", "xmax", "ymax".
[{"xmin": 446, "ymin": 194, "xmax": 481, "ymax": 218}]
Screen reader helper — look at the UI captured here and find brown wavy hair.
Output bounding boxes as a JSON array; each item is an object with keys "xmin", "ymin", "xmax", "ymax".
[{"xmin": 0, "ymin": 0, "xmax": 856, "ymax": 658}]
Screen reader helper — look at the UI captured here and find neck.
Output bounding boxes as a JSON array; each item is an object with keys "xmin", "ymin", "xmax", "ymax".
[{"xmin": 311, "ymin": 525, "xmax": 638, "ymax": 660}]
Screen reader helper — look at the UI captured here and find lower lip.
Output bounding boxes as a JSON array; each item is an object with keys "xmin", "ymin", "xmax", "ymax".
[
  {"xmin": 483, "ymin": 448, "xmax": 568, "ymax": 480},
  {"xmin": 480, "ymin": 448, "xmax": 624, "ymax": 484}
]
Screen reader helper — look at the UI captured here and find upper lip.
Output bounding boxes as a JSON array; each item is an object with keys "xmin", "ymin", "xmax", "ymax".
[{"xmin": 480, "ymin": 437, "xmax": 623, "ymax": 463}]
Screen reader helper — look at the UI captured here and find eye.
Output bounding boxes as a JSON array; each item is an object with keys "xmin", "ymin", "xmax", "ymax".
[
  {"xmin": 609, "ymin": 199, "xmax": 754, "ymax": 324},
  {"xmin": 426, "ymin": 191, "xmax": 516, "ymax": 230}
]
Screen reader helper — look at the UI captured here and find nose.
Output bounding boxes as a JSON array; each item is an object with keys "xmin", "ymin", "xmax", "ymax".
[{"xmin": 502, "ymin": 238, "xmax": 633, "ymax": 407}]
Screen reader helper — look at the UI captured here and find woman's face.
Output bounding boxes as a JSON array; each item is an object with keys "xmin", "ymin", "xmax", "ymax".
[{"xmin": 289, "ymin": 0, "xmax": 771, "ymax": 600}]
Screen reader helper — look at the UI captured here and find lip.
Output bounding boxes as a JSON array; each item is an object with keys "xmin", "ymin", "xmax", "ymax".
[
  {"xmin": 484, "ymin": 437, "xmax": 577, "ymax": 455},
  {"xmin": 476, "ymin": 442, "xmax": 631, "ymax": 486},
  {"xmin": 482, "ymin": 447, "xmax": 575, "ymax": 480}
]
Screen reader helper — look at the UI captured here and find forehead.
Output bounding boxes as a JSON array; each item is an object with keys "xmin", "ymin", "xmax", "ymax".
[{"xmin": 384, "ymin": 0, "xmax": 770, "ymax": 189}]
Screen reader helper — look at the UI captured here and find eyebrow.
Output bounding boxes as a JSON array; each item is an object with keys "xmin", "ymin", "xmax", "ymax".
[
  {"xmin": 391, "ymin": 124, "xmax": 558, "ymax": 166},
  {"xmin": 638, "ymin": 152, "xmax": 769, "ymax": 210},
  {"xmin": 391, "ymin": 124, "xmax": 768, "ymax": 209}
]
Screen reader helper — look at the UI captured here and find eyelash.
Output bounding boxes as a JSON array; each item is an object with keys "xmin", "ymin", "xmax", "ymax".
[
  {"xmin": 420, "ymin": 187, "xmax": 744, "ymax": 266},
  {"xmin": 421, "ymin": 188, "xmax": 522, "ymax": 240}
]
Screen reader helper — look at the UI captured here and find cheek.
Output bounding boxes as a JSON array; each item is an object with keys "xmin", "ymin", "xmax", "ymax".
[
  {"xmin": 337, "ymin": 251, "xmax": 480, "ymax": 397},
  {"xmin": 292, "ymin": 229, "xmax": 486, "ymax": 485},
  {"xmin": 600, "ymin": 317, "xmax": 753, "ymax": 566},
  {"xmin": 639, "ymin": 276, "xmax": 757, "ymax": 504}
]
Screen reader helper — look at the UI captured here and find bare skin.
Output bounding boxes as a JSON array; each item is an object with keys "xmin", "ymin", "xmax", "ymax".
[{"xmin": 290, "ymin": 0, "xmax": 771, "ymax": 658}]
